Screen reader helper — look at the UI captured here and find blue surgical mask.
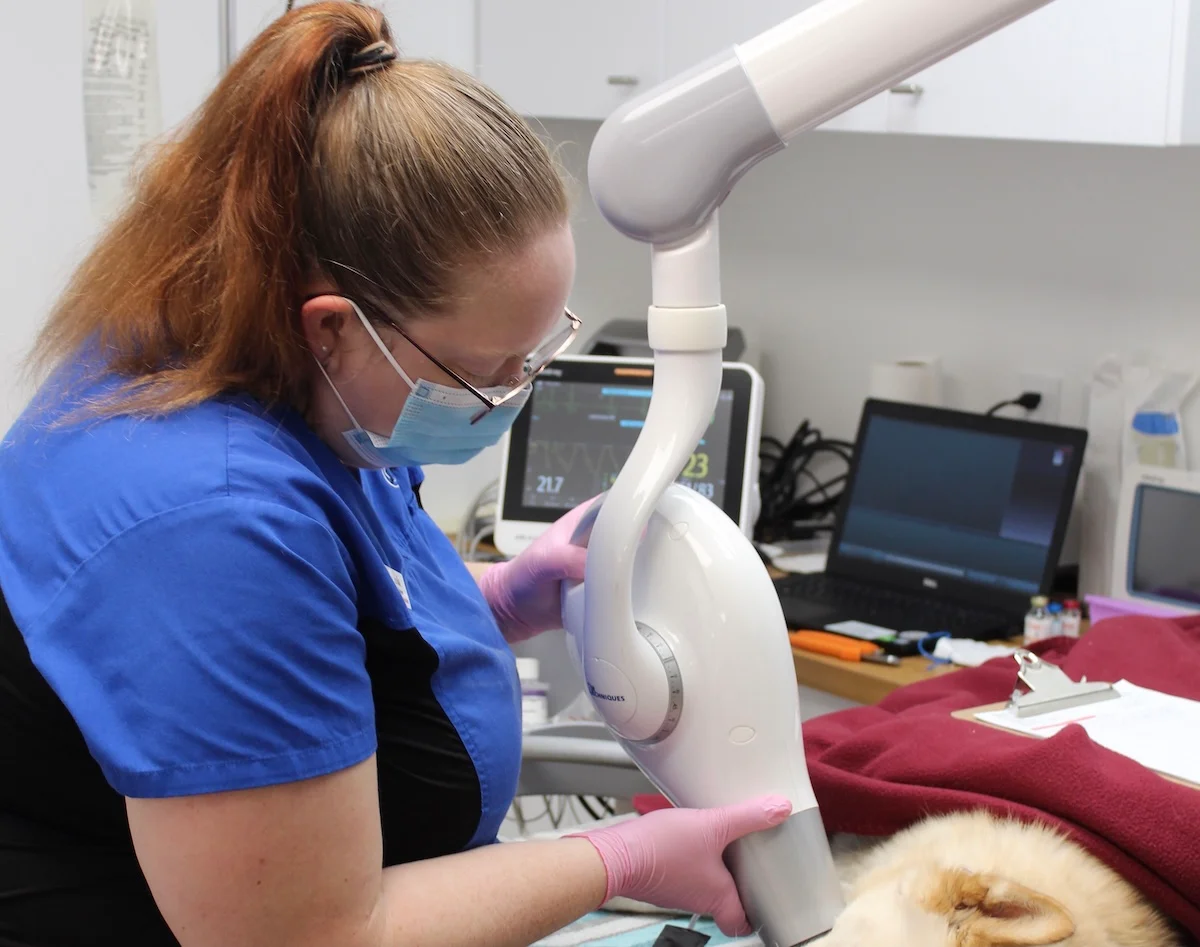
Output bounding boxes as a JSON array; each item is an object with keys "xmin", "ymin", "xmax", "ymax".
[{"xmin": 316, "ymin": 300, "xmax": 530, "ymax": 470}]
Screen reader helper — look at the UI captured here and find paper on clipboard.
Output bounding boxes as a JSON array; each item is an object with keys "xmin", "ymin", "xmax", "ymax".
[
  {"xmin": 975, "ymin": 680, "xmax": 1200, "ymax": 786},
  {"xmin": 82, "ymin": 0, "xmax": 162, "ymax": 222}
]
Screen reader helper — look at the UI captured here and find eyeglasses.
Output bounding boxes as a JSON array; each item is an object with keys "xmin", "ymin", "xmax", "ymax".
[{"xmin": 393, "ymin": 309, "xmax": 582, "ymax": 424}]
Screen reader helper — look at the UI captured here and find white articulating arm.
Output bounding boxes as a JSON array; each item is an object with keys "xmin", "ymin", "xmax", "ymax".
[
  {"xmin": 569, "ymin": 1, "xmax": 1059, "ymax": 944},
  {"xmin": 580, "ymin": 0, "xmax": 1057, "ymax": 745}
]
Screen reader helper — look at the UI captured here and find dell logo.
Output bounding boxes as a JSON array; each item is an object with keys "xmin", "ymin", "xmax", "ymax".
[
  {"xmin": 922, "ymin": 577, "xmax": 939, "ymax": 590},
  {"xmin": 588, "ymin": 683, "xmax": 626, "ymax": 703}
]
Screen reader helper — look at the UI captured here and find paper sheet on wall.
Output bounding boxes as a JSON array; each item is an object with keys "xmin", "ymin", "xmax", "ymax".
[{"xmin": 82, "ymin": 0, "xmax": 162, "ymax": 222}]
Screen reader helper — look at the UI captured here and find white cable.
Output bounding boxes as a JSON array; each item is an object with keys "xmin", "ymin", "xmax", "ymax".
[
  {"xmin": 505, "ymin": 797, "xmax": 551, "ymax": 836},
  {"xmin": 456, "ymin": 480, "xmax": 499, "ymax": 560}
]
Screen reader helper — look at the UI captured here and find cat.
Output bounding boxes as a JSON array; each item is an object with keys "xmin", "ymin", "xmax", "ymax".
[{"xmin": 814, "ymin": 810, "xmax": 1179, "ymax": 947}]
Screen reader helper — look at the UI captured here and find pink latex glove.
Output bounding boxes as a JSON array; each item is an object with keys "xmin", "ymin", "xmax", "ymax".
[
  {"xmin": 478, "ymin": 498, "xmax": 597, "ymax": 643},
  {"xmin": 570, "ymin": 796, "xmax": 792, "ymax": 936}
]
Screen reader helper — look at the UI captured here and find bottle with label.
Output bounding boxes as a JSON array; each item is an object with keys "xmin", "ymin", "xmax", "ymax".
[
  {"xmin": 1046, "ymin": 602, "xmax": 1063, "ymax": 639},
  {"xmin": 1023, "ymin": 596, "xmax": 1052, "ymax": 645},
  {"xmin": 1060, "ymin": 599, "xmax": 1082, "ymax": 638},
  {"xmin": 515, "ymin": 657, "xmax": 549, "ymax": 732}
]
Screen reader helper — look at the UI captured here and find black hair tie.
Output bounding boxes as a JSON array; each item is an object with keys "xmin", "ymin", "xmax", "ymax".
[{"xmin": 347, "ymin": 40, "xmax": 397, "ymax": 76}]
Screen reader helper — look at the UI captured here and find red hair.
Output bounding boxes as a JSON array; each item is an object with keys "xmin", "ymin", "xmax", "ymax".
[{"xmin": 31, "ymin": 2, "xmax": 567, "ymax": 417}]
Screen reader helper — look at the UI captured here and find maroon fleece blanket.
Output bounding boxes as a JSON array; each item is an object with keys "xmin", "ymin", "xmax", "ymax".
[{"xmin": 801, "ymin": 615, "xmax": 1200, "ymax": 939}]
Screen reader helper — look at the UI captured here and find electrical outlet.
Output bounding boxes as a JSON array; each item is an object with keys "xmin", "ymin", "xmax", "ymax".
[{"xmin": 1017, "ymin": 372, "xmax": 1062, "ymax": 423}]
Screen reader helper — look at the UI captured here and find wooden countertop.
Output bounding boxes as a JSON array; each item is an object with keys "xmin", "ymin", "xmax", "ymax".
[
  {"xmin": 793, "ymin": 631, "xmax": 1073, "ymax": 705},
  {"xmin": 792, "ymin": 645, "xmax": 968, "ymax": 705}
]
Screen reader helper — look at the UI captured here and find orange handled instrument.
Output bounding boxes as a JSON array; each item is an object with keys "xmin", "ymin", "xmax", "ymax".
[{"xmin": 789, "ymin": 630, "xmax": 900, "ymax": 665}]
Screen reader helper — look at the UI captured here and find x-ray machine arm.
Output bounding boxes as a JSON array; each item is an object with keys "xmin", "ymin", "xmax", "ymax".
[{"xmin": 564, "ymin": 2, "xmax": 1058, "ymax": 946}]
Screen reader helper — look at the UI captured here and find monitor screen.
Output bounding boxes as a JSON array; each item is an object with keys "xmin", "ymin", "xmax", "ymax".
[
  {"xmin": 1130, "ymin": 484, "xmax": 1200, "ymax": 605},
  {"xmin": 518, "ymin": 379, "xmax": 736, "ymax": 511},
  {"xmin": 835, "ymin": 415, "xmax": 1079, "ymax": 596}
]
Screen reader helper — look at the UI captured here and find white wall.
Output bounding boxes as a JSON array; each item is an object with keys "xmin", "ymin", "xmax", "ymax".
[
  {"xmin": 0, "ymin": 0, "xmax": 220, "ymax": 429},
  {"xmin": 547, "ymin": 119, "xmax": 1200, "ymax": 443},
  {"xmin": 8, "ymin": 28, "xmax": 1200, "ymax": 503}
]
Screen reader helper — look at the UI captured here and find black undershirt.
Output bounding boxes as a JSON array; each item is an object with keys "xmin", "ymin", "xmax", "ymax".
[{"xmin": 0, "ymin": 591, "xmax": 483, "ymax": 947}]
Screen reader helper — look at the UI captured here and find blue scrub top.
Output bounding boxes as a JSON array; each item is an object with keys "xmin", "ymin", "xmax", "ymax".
[{"xmin": 0, "ymin": 372, "xmax": 523, "ymax": 852}]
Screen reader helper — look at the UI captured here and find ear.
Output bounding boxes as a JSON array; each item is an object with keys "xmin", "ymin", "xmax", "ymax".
[
  {"xmin": 298, "ymin": 294, "xmax": 354, "ymax": 362},
  {"xmin": 924, "ymin": 868, "xmax": 1075, "ymax": 947}
]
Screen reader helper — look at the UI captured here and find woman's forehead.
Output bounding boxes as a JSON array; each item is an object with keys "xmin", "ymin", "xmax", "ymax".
[{"xmin": 415, "ymin": 226, "xmax": 575, "ymax": 356}]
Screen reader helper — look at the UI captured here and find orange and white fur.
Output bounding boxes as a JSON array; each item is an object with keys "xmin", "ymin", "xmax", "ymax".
[{"xmin": 817, "ymin": 810, "xmax": 1179, "ymax": 947}]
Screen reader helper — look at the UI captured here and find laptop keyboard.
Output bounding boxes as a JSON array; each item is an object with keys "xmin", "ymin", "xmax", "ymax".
[{"xmin": 774, "ymin": 572, "xmax": 1015, "ymax": 640}]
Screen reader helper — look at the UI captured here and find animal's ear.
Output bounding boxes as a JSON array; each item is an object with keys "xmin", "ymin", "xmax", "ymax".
[{"xmin": 923, "ymin": 867, "xmax": 1075, "ymax": 947}]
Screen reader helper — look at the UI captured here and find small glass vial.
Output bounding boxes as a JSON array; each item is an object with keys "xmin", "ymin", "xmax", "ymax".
[
  {"xmin": 1047, "ymin": 602, "xmax": 1063, "ymax": 638},
  {"xmin": 1023, "ymin": 596, "xmax": 1052, "ymax": 645},
  {"xmin": 1060, "ymin": 599, "xmax": 1082, "ymax": 638},
  {"xmin": 515, "ymin": 657, "xmax": 549, "ymax": 732}
]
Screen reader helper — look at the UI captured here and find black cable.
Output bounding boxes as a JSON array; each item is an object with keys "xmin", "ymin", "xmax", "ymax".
[
  {"xmin": 576, "ymin": 796, "xmax": 603, "ymax": 821},
  {"xmin": 986, "ymin": 391, "xmax": 1042, "ymax": 417},
  {"xmin": 597, "ymin": 797, "xmax": 616, "ymax": 816},
  {"xmin": 755, "ymin": 419, "xmax": 854, "ymax": 544}
]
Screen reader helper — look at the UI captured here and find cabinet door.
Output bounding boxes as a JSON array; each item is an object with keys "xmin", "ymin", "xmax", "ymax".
[
  {"xmin": 234, "ymin": 0, "xmax": 283, "ymax": 56},
  {"xmin": 381, "ymin": 1, "xmax": 476, "ymax": 74},
  {"xmin": 236, "ymin": 1, "xmax": 476, "ymax": 74},
  {"xmin": 885, "ymin": 0, "xmax": 1177, "ymax": 145},
  {"xmin": 662, "ymin": 0, "xmax": 887, "ymax": 133},
  {"xmin": 478, "ymin": 0, "xmax": 665, "ymax": 120}
]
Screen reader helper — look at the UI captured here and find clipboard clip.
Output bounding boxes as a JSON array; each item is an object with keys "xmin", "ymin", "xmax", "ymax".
[{"xmin": 1008, "ymin": 650, "xmax": 1119, "ymax": 718}]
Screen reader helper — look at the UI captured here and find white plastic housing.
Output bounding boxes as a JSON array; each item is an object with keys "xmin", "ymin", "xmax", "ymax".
[
  {"xmin": 577, "ymin": 341, "xmax": 724, "ymax": 744},
  {"xmin": 563, "ymin": 485, "xmax": 843, "ymax": 945}
]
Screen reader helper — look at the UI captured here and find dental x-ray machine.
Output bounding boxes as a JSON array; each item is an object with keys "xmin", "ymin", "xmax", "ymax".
[{"xmin": 560, "ymin": 1, "xmax": 1059, "ymax": 944}]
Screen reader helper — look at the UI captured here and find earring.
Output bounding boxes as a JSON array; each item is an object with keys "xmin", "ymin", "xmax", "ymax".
[{"xmin": 321, "ymin": 345, "xmax": 329, "ymax": 353}]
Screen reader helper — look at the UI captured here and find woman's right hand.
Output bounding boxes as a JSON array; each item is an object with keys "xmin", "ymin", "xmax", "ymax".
[{"xmin": 570, "ymin": 796, "xmax": 793, "ymax": 935}]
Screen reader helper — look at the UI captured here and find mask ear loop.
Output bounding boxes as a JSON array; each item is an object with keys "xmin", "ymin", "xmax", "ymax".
[
  {"xmin": 312, "ymin": 355, "xmax": 372, "ymax": 437},
  {"xmin": 345, "ymin": 299, "xmax": 419, "ymax": 392}
]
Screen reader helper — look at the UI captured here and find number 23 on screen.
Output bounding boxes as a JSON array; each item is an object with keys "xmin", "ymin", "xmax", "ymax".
[{"xmin": 682, "ymin": 453, "xmax": 709, "ymax": 479}]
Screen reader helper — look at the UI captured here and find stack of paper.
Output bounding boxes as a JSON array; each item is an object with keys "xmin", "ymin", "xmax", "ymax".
[{"xmin": 976, "ymin": 681, "xmax": 1200, "ymax": 786}]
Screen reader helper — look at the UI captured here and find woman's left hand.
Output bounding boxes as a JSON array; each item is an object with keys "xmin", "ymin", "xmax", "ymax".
[{"xmin": 478, "ymin": 498, "xmax": 597, "ymax": 643}]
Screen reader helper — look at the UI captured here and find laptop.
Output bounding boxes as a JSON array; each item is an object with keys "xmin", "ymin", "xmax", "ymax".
[{"xmin": 774, "ymin": 399, "xmax": 1088, "ymax": 655}]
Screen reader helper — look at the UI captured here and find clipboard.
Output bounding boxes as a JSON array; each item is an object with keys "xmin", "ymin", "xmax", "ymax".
[{"xmin": 953, "ymin": 702, "xmax": 1200, "ymax": 792}]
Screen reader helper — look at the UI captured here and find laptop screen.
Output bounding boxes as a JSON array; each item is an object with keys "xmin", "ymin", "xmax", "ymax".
[{"xmin": 833, "ymin": 409, "xmax": 1083, "ymax": 600}]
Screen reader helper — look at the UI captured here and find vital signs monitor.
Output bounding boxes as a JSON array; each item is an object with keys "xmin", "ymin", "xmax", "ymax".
[{"xmin": 494, "ymin": 355, "xmax": 763, "ymax": 557}]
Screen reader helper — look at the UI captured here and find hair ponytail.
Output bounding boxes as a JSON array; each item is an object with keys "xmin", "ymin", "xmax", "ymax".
[{"xmin": 31, "ymin": 1, "xmax": 567, "ymax": 418}]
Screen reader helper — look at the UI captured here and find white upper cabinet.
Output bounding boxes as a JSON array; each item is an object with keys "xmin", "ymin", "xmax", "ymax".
[
  {"xmin": 385, "ymin": 1, "xmax": 477, "ymax": 74},
  {"xmin": 477, "ymin": 1, "xmax": 666, "ymax": 121},
  {"xmin": 225, "ymin": 0, "xmax": 1200, "ymax": 148},
  {"xmin": 884, "ymin": 0, "xmax": 1182, "ymax": 146}
]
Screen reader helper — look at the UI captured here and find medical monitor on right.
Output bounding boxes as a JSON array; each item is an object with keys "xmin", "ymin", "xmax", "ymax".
[{"xmin": 1111, "ymin": 466, "xmax": 1200, "ymax": 614}]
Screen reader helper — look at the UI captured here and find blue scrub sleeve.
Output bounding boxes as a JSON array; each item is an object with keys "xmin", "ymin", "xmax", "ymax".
[{"xmin": 21, "ymin": 497, "xmax": 377, "ymax": 798}]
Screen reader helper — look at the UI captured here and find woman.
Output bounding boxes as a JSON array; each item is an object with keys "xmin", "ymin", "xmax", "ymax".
[{"xmin": 0, "ymin": 5, "xmax": 789, "ymax": 946}]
